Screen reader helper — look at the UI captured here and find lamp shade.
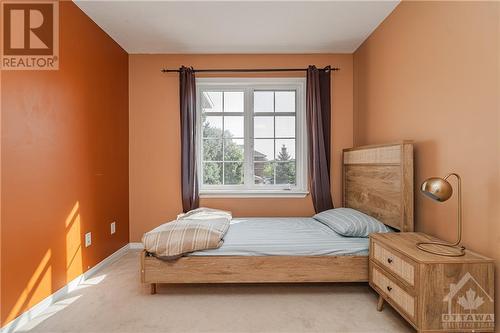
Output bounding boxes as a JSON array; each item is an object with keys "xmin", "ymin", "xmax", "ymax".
[{"xmin": 421, "ymin": 177, "xmax": 453, "ymax": 202}]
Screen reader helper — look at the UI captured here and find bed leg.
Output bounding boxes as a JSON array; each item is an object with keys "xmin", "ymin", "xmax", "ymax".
[
  {"xmin": 376, "ymin": 295, "xmax": 384, "ymax": 311},
  {"xmin": 150, "ymin": 283, "xmax": 157, "ymax": 295}
]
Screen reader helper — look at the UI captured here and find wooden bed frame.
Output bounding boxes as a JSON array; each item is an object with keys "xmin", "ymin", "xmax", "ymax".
[{"xmin": 141, "ymin": 142, "xmax": 414, "ymax": 294}]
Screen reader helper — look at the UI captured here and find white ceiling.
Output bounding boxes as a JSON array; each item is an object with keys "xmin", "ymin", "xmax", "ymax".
[{"xmin": 74, "ymin": 1, "xmax": 399, "ymax": 54}]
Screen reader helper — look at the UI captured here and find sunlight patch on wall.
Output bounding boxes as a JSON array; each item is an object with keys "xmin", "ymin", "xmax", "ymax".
[
  {"xmin": 65, "ymin": 202, "xmax": 82, "ymax": 283},
  {"xmin": 6, "ymin": 250, "xmax": 52, "ymax": 324}
]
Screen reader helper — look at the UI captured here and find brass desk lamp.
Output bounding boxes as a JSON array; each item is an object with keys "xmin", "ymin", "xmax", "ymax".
[{"xmin": 416, "ymin": 173, "xmax": 466, "ymax": 257}]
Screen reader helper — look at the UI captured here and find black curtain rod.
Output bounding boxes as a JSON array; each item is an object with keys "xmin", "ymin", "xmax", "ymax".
[{"xmin": 160, "ymin": 66, "xmax": 339, "ymax": 73}]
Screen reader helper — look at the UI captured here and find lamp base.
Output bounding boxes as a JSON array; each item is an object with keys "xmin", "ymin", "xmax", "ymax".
[{"xmin": 416, "ymin": 241, "xmax": 466, "ymax": 257}]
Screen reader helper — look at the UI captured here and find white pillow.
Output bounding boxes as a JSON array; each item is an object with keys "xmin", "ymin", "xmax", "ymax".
[{"xmin": 313, "ymin": 208, "xmax": 392, "ymax": 237}]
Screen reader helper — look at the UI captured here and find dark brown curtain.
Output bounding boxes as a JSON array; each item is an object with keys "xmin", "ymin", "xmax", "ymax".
[
  {"xmin": 179, "ymin": 66, "xmax": 199, "ymax": 212},
  {"xmin": 306, "ymin": 65, "xmax": 334, "ymax": 213}
]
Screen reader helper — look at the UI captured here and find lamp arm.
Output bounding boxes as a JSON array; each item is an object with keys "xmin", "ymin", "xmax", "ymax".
[{"xmin": 443, "ymin": 173, "xmax": 462, "ymax": 246}]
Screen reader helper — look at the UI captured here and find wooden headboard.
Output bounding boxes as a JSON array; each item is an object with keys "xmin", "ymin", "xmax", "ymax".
[{"xmin": 342, "ymin": 142, "xmax": 414, "ymax": 232}]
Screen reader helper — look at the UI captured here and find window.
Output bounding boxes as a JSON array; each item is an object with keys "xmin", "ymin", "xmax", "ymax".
[{"xmin": 197, "ymin": 78, "xmax": 307, "ymax": 197}]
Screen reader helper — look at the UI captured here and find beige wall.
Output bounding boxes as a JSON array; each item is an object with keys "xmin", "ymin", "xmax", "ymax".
[
  {"xmin": 354, "ymin": 0, "xmax": 500, "ymax": 326},
  {"xmin": 129, "ymin": 54, "xmax": 353, "ymax": 241}
]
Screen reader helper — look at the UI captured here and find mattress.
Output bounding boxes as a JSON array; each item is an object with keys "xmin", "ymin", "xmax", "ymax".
[{"xmin": 189, "ymin": 217, "xmax": 370, "ymax": 256}]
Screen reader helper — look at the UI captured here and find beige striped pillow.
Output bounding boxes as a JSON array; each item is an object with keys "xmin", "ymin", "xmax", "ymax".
[{"xmin": 142, "ymin": 217, "xmax": 230, "ymax": 259}]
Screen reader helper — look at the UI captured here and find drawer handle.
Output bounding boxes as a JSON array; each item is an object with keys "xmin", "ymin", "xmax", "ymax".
[
  {"xmin": 386, "ymin": 286, "xmax": 392, "ymax": 292},
  {"xmin": 387, "ymin": 258, "xmax": 393, "ymax": 264}
]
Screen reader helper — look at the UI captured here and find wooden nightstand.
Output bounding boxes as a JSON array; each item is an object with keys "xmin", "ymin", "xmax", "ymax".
[{"xmin": 369, "ymin": 232, "xmax": 495, "ymax": 333}]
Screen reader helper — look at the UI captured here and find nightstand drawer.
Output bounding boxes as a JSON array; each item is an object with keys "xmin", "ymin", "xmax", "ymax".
[
  {"xmin": 372, "ymin": 242, "xmax": 415, "ymax": 286},
  {"xmin": 372, "ymin": 265, "xmax": 416, "ymax": 321}
]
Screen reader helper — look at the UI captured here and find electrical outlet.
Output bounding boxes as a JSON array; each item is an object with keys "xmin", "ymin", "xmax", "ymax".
[
  {"xmin": 85, "ymin": 232, "xmax": 92, "ymax": 247},
  {"xmin": 111, "ymin": 221, "xmax": 116, "ymax": 235}
]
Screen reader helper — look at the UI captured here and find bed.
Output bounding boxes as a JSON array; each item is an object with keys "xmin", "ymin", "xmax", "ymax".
[{"xmin": 141, "ymin": 142, "xmax": 414, "ymax": 293}]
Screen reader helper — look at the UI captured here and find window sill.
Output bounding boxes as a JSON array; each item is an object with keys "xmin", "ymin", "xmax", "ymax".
[{"xmin": 199, "ymin": 190, "xmax": 309, "ymax": 198}]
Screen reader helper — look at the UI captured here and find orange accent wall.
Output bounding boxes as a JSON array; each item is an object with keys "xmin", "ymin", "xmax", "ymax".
[
  {"xmin": 1, "ymin": 2, "xmax": 129, "ymax": 326},
  {"xmin": 354, "ymin": 0, "xmax": 500, "ymax": 325},
  {"xmin": 129, "ymin": 54, "xmax": 353, "ymax": 241}
]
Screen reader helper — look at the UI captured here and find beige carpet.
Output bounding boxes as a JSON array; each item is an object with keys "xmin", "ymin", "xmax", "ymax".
[{"xmin": 16, "ymin": 250, "xmax": 415, "ymax": 333}]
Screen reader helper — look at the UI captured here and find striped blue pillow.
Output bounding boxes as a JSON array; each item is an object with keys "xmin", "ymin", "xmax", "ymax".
[{"xmin": 313, "ymin": 208, "xmax": 392, "ymax": 237}]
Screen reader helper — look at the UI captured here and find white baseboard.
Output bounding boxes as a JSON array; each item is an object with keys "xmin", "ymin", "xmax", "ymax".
[
  {"xmin": 1, "ymin": 243, "xmax": 130, "ymax": 333},
  {"xmin": 129, "ymin": 242, "xmax": 144, "ymax": 250}
]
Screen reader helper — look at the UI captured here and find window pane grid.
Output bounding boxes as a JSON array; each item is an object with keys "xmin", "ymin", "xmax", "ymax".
[
  {"xmin": 252, "ymin": 89, "xmax": 297, "ymax": 186},
  {"xmin": 202, "ymin": 91, "xmax": 245, "ymax": 185},
  {"xmin": 198, "ymin": 80, "xmax": 304, "ymax": 192}
]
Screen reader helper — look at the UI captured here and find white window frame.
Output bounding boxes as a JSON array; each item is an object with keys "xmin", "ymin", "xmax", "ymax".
[{"xmin": 196, "ymin": 77, "xmax": 308, "ymax": 198}]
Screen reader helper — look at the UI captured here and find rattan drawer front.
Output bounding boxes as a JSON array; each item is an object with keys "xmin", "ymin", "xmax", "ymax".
[
  {"xmin": 373, "ymin": 242, "xmax": 414, "ymax": 286},
  {"xmin": 372, "ymin": 266, "xmax": 415, "ymax": 319}
]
